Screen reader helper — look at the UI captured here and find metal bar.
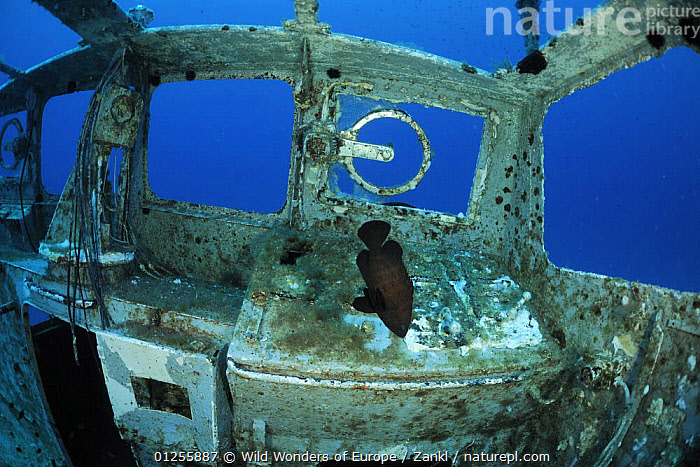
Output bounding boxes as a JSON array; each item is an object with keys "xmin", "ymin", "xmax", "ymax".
[
  {"xmin": 337, "ymin": 139, "xmax": 394, "ymax": 162},
  {"xmin": 0, "ymin": 58, "xmax": 24, "ymax": 80},
  {"xmin": 26, "ymin": 281, "xmax": 95, "ymax": 309},
  {"xmin": 33, "ymin": 0, "xmax": 140, "ymax": 45},
  {"xmin": 666, "ymin": 318, "xmax": 700, "ymax": 337},
  {"xmin": 0, "ymin": 301, "xmax": 17, "ymax": 315}
]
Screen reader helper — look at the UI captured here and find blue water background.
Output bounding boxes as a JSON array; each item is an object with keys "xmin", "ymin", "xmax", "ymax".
[{"xmin": 1, "ymin": 1, "xmax": 698, "ymax": 295}]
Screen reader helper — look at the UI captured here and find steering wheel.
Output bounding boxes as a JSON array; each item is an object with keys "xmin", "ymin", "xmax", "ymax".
[
  {"xmin": 341, "ymin": 109, "xmax": 432, "ymax": 196},
  {"xmin": 0, "ymin": 118, "xmax": 25, "ymax": 171}
]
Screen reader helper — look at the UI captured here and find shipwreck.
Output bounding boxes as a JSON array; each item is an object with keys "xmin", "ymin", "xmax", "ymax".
[{"xmin": 0, "ymin": 0, "xmax": 698, "ymax": 465}]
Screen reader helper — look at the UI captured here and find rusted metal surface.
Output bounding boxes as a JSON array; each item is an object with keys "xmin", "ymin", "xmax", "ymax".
[
  {"xmin": 228, "ymin": 230, "xmax": 559, "ymax": 379},
  {"xmin": 0, "ymin": 276, "xmax": 69, "ymax": 465},
  {"xmin": 0, "ymin": 0, "xmax": 698, "ymax": 465},
  {"xmin": 228, "ymin": 362, "xmax": 556, "ymax": 455},
  {"xmin": 33, "ymin": 0, "xmax": 141, "ymax": 46}
]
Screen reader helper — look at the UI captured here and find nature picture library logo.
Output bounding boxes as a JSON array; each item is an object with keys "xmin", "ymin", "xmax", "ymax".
[{"xmin": 485, "ymin": 1, "xmax": 700, "ymax": 40}]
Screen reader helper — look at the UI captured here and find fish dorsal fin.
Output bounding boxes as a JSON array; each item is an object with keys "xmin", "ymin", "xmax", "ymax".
[
  {"xmin": 382, "ymin": 239, "xmax": 403, "ymax": 260},
  {"xmin": 356, "ymin": 249, "xmax": 370, "ymax": 282},
  {"xmin": 357, "ymin": 220, "xmax": 390, "ymax": 250}
]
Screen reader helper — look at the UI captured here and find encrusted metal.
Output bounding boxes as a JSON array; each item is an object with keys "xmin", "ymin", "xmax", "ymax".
[{"xmin": 1, "ymin": 0, "xmax": 698, "ymax": 465}]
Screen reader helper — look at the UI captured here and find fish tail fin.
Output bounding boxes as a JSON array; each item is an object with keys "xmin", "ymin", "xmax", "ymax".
[{"xmin": 358, "ymin": 220, "xmax": 390, "ymax": 250}]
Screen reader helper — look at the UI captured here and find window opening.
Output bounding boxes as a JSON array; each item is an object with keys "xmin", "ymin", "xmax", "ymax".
[
  {"xmin": 102, "ymin": 147, "xmax": 128, "ymax": 243},
  {"xmin": 147, "ymin": 79, "xmax": 293, "ymax": 213},
  {"xmin": 42, "ymin": 91, "xmax": 92, "ymax": 195},
  {"xmin": 543, "ymin": 47, "xmax": 699, "ymax": 292},
  {"xmin": 30, "ymin": 317, "xmax": 137, "ymax": 466},
  {"xmin": 130, "ymin": 376, "xmax": 192, "ymax": 419},
  {"xmin": 330, "ymin": 95, "xmax": 483, "ymax": 215}
]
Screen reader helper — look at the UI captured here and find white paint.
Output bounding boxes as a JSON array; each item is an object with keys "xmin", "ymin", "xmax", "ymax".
[
  {"xmin": 95, "ymin": 333, "xmax": 139, "ymax": 417},
  {"xmin": 99, "ymin": 332, "xmax": 177, "ymax": 384},
  {"xmin": 405, "ymin": 316, "xmax": 434, "ymax": 352},
  {"xmin": 449, "ymin": 279, "xmax": 471, "ymax": 310},
  {"xmin": 479, "ymin": 306, "xmax": 543, "ymax": 350},
  {"xmin": 489, "ymin": 276, "xmax": 514, "ymax": 292},
  {"xmin": 39, "ymin": 240, "xmax": 134, "ymax": 265},
  {"xmin": 632, "ymin": 437, "xmax": 647, "ymax": 452},
  {"xmin": 460, "ymin": 336, "xmax": 484, "ymax": 355},
  {"xmin": 344, "ymin": 314, "xmax": 392, "ymax": 352},
  {"xmin": 285, "ymin": 275, "xmax": 300, "ymax": 290},
  {"xmin": 411, "ymin": 274, "xmax": 541, "ymax": 353},
  {"xmin": 489, "ymin": 112, "xmax": 500, "ymax": 138},
  {"xmin": 104, "ymin": 378, "xmax": 138, "ymax": 417},
  {"xmin": 228, "ymin": 357, "xmax": 523, "ymax": 390},
  {"xmin": 612, "ymin": 334, "xmax": 636, "ymax": 357},
  {"xmin": 676, "ymin": 397, "xmax": 687, "ymax": 410},
  {"xmin": 378, "ymin": 444, "xmax": 409, "ymax": 459}
]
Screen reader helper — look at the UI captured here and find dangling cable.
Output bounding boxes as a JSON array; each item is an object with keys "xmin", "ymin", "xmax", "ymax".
[
  {"xmin": 17, "ymin": 116, "xmax": 38, "ymax": 253},
  {"xmin": 66, "ymin": 46, "xmax": 130, "ymax": 342}
]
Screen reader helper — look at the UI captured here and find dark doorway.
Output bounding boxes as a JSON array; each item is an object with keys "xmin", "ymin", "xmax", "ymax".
[{"xmin": 31, "ymin": 317, "xmax": 136, "ymax": 466}]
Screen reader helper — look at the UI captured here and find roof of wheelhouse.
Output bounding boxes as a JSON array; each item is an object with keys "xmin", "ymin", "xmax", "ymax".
[{"xmin": 1, "ymin": 0, "xmax": 698, "ymax": 117}]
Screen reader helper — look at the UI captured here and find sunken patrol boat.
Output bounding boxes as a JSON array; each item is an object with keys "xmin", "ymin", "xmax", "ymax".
[{"xmin": 1, "ymin": 0, "xmax": 698, "ymax": 465}]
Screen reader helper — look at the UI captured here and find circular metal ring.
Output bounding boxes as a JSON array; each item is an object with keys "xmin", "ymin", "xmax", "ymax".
[
  {"xmin": 342, "ymin": 108, "xmax": 432, "ymax": 196},
  {"xmin": 0, "ymin": 118, "xmax": 24, "ymax": 171}
]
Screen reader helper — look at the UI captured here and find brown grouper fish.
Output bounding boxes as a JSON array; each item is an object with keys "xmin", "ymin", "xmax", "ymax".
[{"xmin": 352, "ymin": 220, "xmax": 414, "ymax": 338}]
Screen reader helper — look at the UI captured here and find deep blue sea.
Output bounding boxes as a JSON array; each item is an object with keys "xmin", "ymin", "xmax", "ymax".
[{"xmin": 1, "ymin": 0, "xmax": 698, "ymax": 307}]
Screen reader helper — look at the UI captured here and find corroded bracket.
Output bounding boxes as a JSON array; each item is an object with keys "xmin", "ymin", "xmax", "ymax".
[
  {"xmin": 93, "ymin": 86, "xmax": 143, "ymax": 148},
  {"xmin": 337, "ymin": 138, "xmax": 394, "ymax": 162},
  {"xmin": 283, "ymin": 0, "xmax": 330, "ymax": 34}
]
